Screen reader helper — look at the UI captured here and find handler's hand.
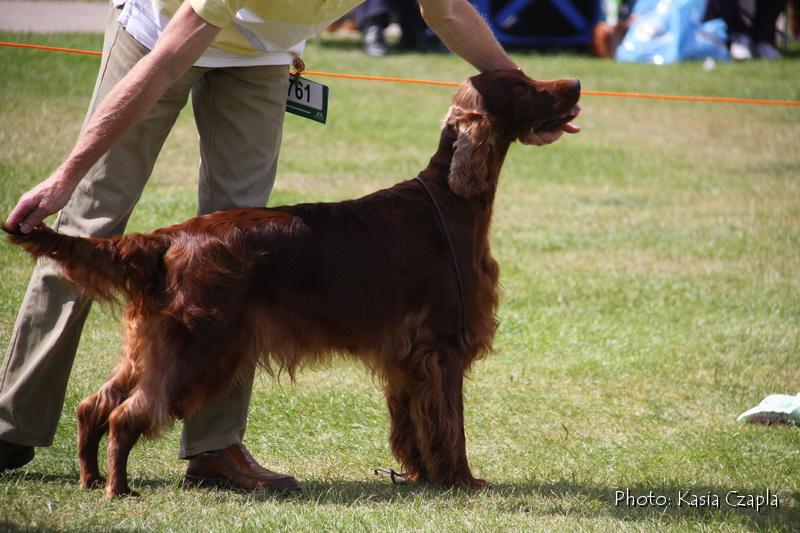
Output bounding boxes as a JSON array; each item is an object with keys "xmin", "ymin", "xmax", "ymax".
[
  {"xmin": 520, "ymin": 122, "xmax": 581, "ymax": 146},
  {"xmin": 7, "ymin": 176, "xmax": 76, "ymax": 233}
]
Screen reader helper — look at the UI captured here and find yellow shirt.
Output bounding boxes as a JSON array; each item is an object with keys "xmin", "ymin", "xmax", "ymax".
[{"xmin": 118, "ymin": 0, "xmax": 363, "ymax": 67}]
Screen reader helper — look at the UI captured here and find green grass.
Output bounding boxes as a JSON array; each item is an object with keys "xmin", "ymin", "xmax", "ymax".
[{"xmin": 1, "ymin": 32, "xmax": 799, "ymax": 531}]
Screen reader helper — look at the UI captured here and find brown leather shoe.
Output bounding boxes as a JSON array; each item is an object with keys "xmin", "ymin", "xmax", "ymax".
[
  {"xmin": 0, "ymin": 439, "xmax": 35, "ymax": 472},
  {"xmin": 183, "ymin": 443, "xmax": 300, "ymax": 494}
]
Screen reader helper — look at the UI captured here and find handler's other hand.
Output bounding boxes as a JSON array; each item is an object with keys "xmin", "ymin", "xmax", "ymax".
[
  {"xmin": 520, "ymin": 121, "xmax": 581, "ymax": 146},
  {"xmin": 7, "ymin": 176, "xmax": 76, "ymax": 234}
]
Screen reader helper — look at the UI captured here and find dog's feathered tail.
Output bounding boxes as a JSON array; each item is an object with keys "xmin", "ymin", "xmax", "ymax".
[{"xmin": 3, "ymin": 224, "xmax": 168, "ymax": 304}]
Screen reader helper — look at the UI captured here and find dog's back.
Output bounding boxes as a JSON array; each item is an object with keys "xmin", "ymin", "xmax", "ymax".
[{"xmin": 4, "ymin": 178, "xmax": 468, "ymax": 364}]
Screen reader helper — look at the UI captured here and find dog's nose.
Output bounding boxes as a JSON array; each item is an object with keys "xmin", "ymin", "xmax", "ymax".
[{"xmin": 571, "ymin": 79, "xmax": 581, "ymax": 93}]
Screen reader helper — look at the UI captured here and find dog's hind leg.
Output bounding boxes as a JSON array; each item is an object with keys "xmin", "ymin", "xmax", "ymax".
[
  {"xmin": 102, "ymin": 313, "xmax": 177, "ymax": 499},
  {"xmin": 104, "ymin": 388, "xmax": 157, "ymax": 499},
  {"xmin": 77, "ymin": 360, "xmax": 136, "ymax": 490},
  {"xmin": 406, "ymin": 346, "xmax": 486, "ymax": 489},
  {"xmin": 100, "ymin": 307, "xmax": 251, "ymax": 498},
  {"xmin": 77, "ymin": 308, "xmax": 144, "ymax": 490}
]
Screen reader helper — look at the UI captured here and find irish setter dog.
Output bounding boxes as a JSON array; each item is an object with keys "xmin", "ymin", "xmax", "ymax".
[{"xmin": 5, "ymin": 70, "xmax": 580, "ymax": 499}]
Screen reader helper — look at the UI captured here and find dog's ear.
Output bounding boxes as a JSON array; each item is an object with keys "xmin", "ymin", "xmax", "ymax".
[{"xmin": 447, "ymin": 106, "xmax": 492, "ymax": 198}]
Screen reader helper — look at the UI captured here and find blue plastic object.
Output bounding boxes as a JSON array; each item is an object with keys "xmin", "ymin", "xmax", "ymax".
[
  {"xmin": 472, "ymin": 0, "xmax": 601, "ymax": 46},
  {"xmin": 615, "ymin": 0, "xmax": 729, "ymax": 63}
]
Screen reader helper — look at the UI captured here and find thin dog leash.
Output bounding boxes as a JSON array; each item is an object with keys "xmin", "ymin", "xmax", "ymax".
[
  {"xmin": 374, "ymin": 177, "xmax": 468, "ymax": 486},
  {"xmin": 414, "ymin": 176, "xmax": 468, "ymax": 342}
]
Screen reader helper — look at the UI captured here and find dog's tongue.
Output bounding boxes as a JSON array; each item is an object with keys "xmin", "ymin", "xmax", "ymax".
[{"xmin": 522, "ymin": 103, "xmax": 582, "ymax": 140}]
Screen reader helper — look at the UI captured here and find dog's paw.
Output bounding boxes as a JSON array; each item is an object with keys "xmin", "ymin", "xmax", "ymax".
[
  {"xmin": 453, "ymin": 475, "xmax": 490, "ymax": 490},
  {"xmin": 80, "ymin": 475, "xmax": 105, "ymax": 490},
  {"xmin": 468, "ymin": 478, "xmax": 491, "ymax": 490},
  {"xmin": 105, "ymin": 486, "xmax": 141, "ymax": 500}
]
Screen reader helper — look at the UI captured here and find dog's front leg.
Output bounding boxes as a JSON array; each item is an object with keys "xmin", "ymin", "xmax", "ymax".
[
  {"xmin": 385, "ymin": 383, "xmax": 428, "ymax": 482},
  {"xmin": 405, "ymin": 346, "xmax": 486, "ymax": 489}
]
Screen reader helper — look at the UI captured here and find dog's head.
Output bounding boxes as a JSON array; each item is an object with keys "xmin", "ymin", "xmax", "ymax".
[{"xmin": 445, "ymin": 69, "xmax": 581, "ymax": 198}]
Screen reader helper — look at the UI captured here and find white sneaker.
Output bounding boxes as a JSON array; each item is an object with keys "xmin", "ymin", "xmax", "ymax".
[
  {"xmin": 729, "ymin": 33, "xmax": 752, "ymax": 60},
  {"xmin": 755, "ymin": 42, "xmax": 781, "ymax": 60}
]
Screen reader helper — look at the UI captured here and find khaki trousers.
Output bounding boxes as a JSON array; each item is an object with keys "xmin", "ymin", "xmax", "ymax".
[{"xmin": 0, "ymin": 8, "xmax": 288, "ymax": 458}]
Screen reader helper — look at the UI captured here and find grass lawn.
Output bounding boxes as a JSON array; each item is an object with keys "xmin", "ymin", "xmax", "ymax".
[{"xmin": 1, "ymin": 32, "xmax": 799, "ymax": 531}]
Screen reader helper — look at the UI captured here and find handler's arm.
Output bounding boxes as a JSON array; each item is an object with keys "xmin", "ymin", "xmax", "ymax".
[
  {"xmin": 7, "ymin": 1, "xmax": 221, "ymax": 233},
  {"xmin": 418, "ymin": 0, "xmax": 517, "ymax": 73},
  {"xmin": 418, "ymin": 0, "xmax": 580, "ymax": 144}
]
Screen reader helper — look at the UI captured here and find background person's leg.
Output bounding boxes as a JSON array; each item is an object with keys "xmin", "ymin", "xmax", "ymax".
[
  {"xmin": 354, "ymin": 0, "xmax": 390, "ymax": 56},
  {"xmin": 705, "ymin": 0, "xmax": 754, "ymax": 59},
  {"xmin": 179, "ymin": 64, "xmax": 288, "ymax": 458},
  {"xmin": 705, "ymin": 0, "xmax": 749, "ymax": 34},
  {"xmin": 753, "ymin": 0, "xmax": 786, "ymax": 57}
]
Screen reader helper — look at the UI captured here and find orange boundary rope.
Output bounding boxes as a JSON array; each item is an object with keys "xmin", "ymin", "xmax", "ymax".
[
  {"xmin": 0, "ymin": 41, "xmax": 102, "ymax": 57},
  {"xmin": 300, "ymin": 70, "xmax": 800, "ymax": 106},
  {"xmin": 2, "ymin": 40, "xmax": 799, "ymax": 107},
  {"xmin": 301, "ymin": 70, "xmax": 460, "ymax": 87},
  {"xmin": 579, "ymin": 90, "xmax": 800, "ymax": 106}
]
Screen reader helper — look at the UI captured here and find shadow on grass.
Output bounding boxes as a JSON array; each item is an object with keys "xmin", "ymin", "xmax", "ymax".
[
  {"xmin": 1, "ymin": 470, "xmax": 81, "ymax": 486},
  {"xmin": 0, "ymin": 521, "xmax": 63, "ymax": 533},
  {"xmin": 4, "ymin": 470, "xmax": 797, "ymax": 529},
  {"xmin": 289, "ymin": 478, "xmax": 799, "ymax": 529},
  {"xmin": 0, "ymin": 469, "xmax": 177, "ymax": 491}
]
